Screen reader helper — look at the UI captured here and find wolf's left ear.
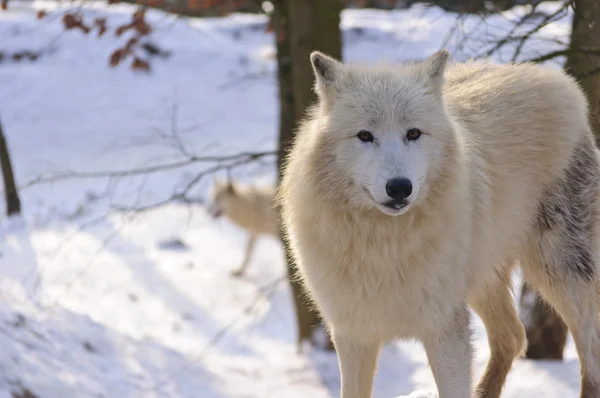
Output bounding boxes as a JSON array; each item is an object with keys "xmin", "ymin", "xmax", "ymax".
[
  {"xmin": 310, "ymin": 51, "xmax": 341, "ymax": 103},
  {"xmin": 421, "ymin": 49, "xmax": 449, "ymax": 87}
]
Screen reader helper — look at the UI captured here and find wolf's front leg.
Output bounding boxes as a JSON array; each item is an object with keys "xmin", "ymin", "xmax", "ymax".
[
  {"xmin": 333, "ymin": 332, "xmax": 381, "ymax": 398},
  {"xmin": 422, "ymin": 306, "xmax": 473, "ymax": 398},
  {"xmin": 231, "ymin": 234, "xmax": 256, "ymax": 277}
]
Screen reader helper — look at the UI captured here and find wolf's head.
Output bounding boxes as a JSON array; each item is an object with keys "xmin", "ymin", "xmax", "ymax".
[
  {"xmin": 206, "ymin": 179, "xmax": 237, "ymax": 219},
  {"xmin": 308, "ymin": 49, "xmax": 457, "ymax": 216}
]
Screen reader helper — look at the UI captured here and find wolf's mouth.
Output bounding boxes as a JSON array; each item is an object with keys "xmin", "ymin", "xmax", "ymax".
[
  {"xmin": 382, "ymin": 200, "xmax": 408, "ymax": 211},
  {"xmin": 207, "ymin": 206, "xmax": 223, "ymax": 218},
  {"xmin": 362, "ymin": 186, "xmax": 410, "ymax": 213}
]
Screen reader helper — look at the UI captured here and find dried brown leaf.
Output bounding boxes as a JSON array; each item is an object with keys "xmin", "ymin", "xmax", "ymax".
[
  {"xmin": 125, "ymin": 37, "xmax": 138, "ymax": 52},
  {"xmin": 94, "ymin": 18, "xmax": 107, "ymax": 37},
  {"xmin": 109, "ymin": 48, "xmax": 125, "ymax": 67},
  {"xmin": 36, "ymin": 10, "xmax": 47, "ymax": 19},
  {"xmin": 79, "ymin": 24, "xmax": 91, "ymax": 35},
  {"xmin": 134, "ymin": 22, "xmax": 151, "ymax": 36},
  {"xmin": 115, "ymin": 22, "xmax": 133, "ymax": 36},
  {"xmin": 132, "ymin": 8, "xmax": 145, "ymax": 23},
  {"xmin": 62, "ymin": 13, "xmax": 79, "ymax": 30},
  {"xmin": 132, "ymin": 8, "xmax": 151, "ymax": 36},
  {"xmin": 131, "ymin": 57, "xmax": 150, "ymax": 72}
]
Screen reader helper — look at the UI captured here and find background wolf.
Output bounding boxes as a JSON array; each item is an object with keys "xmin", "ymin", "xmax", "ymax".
[
  {"xmin": 278, "ymin": 49, "xmax": 600, "ymax": 398},
  {"xmin": 208, "ymin": 179, "xmax": 278, "ymax": 277}
]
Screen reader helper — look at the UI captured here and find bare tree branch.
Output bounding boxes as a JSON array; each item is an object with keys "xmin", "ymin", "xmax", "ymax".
[
  {"xmin": 443, "ymin": 0, "xmax": 573, "ymax": 62},
  {"xmin": 522, "ymin": 47, "xmax": 600, "ymax": 63},
  {"xmin": 20, "ymin": 150, "xmax": 276, "ymax": 190},
  {"xmin": 111, "ymin": 153, "xmax": 273, "ymax": 213},
  {"xmin": 218, "ymin": 71, "xmax": 273, "ymax": 90},
  {"xmin": 576, "ymin": 65, "xmax": 600, "ymax": 79},
  {"xmin": 509, "ymin": 0, "xmax": 572, "ymax": 62},
  {"xmin": 477, "ymin": 0, "xmax": 549, "ymax": 59}
]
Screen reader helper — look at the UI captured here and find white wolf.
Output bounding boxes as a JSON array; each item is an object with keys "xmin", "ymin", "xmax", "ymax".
[
  {"xmin": 207, "ymin": 179, "xmax": 278, "ymax": 276},
  {"xmin": 278, "ymin": 49, "xmax": 600, "ymax": 398}
]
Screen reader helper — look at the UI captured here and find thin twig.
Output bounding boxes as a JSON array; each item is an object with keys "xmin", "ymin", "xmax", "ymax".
[
  {"xmin": 110, "ymin": 154, "xmax": 274, "ymax": 213},
  {"xmin": 510, "ymin": 1, "xmax": 572, "ymax": 62},
  {"xmin": 479, "ymin": 0, "xmax": 546, "ymax": 59},
  {"xmin": 20, "ymin": 150, "xmax": 277, "ymax": 190},
  {"xmin": 522, "ymin": 47, "xmax": 600, "ymax": 64},
  {"xmin": 577, "ymin": 65, "xmax": 600, "ymax": 79}
]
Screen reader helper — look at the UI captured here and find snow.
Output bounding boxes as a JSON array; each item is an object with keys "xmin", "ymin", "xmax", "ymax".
[{"xmin": 0, "ymin": 1, "xmax": 582, "ymax": 397}]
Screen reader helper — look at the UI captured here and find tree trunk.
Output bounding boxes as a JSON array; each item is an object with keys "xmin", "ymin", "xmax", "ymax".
[
  {"xmin": 519, "ymin": 283, "xmax": 568, "ymax": 360},
  {"xmin": 272, "ymin": 0, "xmax": 341, "ymax": 352},
  {"xmin": 0, "ymin": 116, "xmax": 21, "ymax": 216},
  {"xmin": 286, "ymin": 0, "xmax": 342, "ymax": 120},
  {"xmin": 565, "ymin": 0, "xmax": 600, "ymax": 141}
]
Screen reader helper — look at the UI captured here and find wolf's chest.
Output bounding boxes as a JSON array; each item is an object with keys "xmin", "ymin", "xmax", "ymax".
[
  {"xmin": 313, "ymin": 264, "xmax": 452, "ymax": 339},
  {"xmin": 292, "ymin": 212, "xmax": 463, "ymax": 339}
]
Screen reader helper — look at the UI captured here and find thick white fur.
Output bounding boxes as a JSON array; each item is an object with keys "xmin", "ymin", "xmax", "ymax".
[
  {"xmin": 207, "ymin": 180, "xmax": 278, "ymax": 276},
  {"xmin": 278, "ymin": 49, "xmax": 600, "ymax": 398}
]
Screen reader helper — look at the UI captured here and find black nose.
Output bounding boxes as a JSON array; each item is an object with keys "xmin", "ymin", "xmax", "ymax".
[{"xmin": 385, "ymin": 178, "xmax": 413, "ymax": 201}]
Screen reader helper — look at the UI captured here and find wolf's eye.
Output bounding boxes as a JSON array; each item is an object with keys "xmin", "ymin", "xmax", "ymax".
[
  {"xmin": 357, "ymin": 130, "xmax": 374, "ymax": 143},
  {"xmin": 406, "ymin": 128, "xmax": 422, "ymax": 141}
]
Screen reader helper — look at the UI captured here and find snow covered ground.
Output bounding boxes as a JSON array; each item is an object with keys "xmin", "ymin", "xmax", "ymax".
[{"xmin": 0, "ymin": 1, "xmax": 582, "ymax": 397}]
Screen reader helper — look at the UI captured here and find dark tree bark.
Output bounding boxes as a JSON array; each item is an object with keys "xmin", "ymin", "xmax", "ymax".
[
  {"xmin": 519, "ymin": 283, "xmax": 568, "ymax": 360},
  {"xmin": 565, "ymin": 0, "xmax": 600, "ymax": 141},
  {"xmin": 518, "ymin": 0, "xmax": 600, "ymax": 361},
  {"xmin": 272, "ymin": 0, "xmax": 342, "ymax": 352},
  {"xmin": 272, "ymin": 0, "xmax": 317, "ymax": 352},
  {"xmin": 0, "ymin": 116, "xmax": 21, "ymax": 216},
  {"xmin": 286, "ymin": 0, "xmax": 342, "ymax": 120}
]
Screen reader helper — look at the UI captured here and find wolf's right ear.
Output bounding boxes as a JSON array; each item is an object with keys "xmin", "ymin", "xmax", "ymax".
[
  {"xmin": 419, "ymin": 49, "xmax": 449, "ymax": 89},
  {"xmin": 214, "ymin": 178, "xmax": 234, "ymax": 194},
  {"xmin": 310, "ymin": 51, "xmax": 341, "ymax": 103}
]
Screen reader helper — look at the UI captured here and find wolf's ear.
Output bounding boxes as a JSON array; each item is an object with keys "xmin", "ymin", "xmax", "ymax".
[
  {"xmin": 214, "ymin": 178, "xmax": 234, "ymax": 194},
  {"xmin": 420, "ymin": 49, "xmax": 449, "ymax": 88},
  {"xmin": 213, "ymin": 178, "xmax": 224, "ymax": 189},
  {"xmin": 310, "ymin": 51, "xmax": 341, "ymax": 103}
]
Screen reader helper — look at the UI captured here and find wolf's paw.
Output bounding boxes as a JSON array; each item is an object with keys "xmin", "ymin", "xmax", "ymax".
[{"xmin": 396, "ymin": 390, "xmax": 438, "ymax": 398}]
